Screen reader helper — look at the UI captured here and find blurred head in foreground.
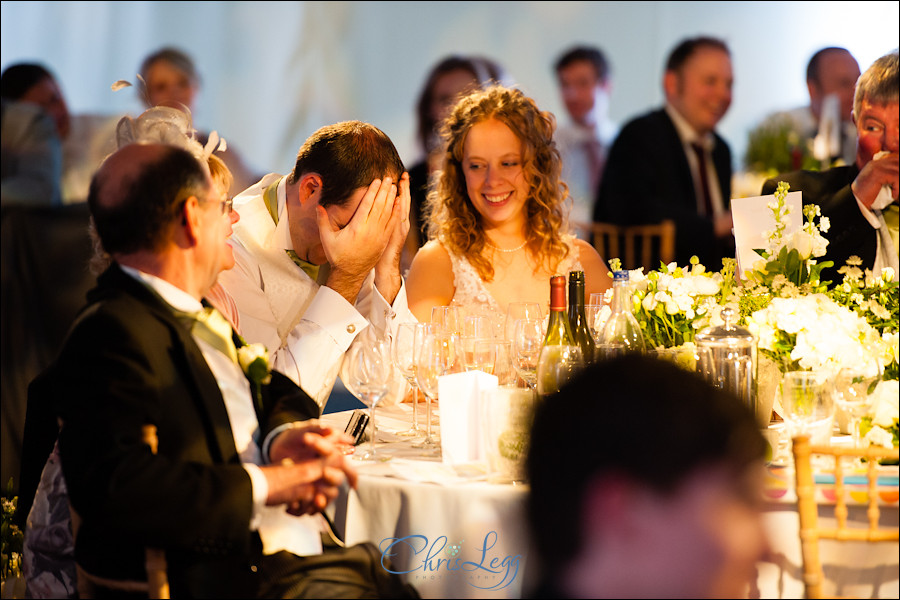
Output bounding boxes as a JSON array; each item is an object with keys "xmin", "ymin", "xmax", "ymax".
[{"xmin": 526, "ymin": 354, "xmax": 770, "ymax": 598}]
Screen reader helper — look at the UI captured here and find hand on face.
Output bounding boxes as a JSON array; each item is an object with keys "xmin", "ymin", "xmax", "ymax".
[
  {"xmin": 374, "ymin": 172, "xmax": 411, "ymax": 277},
  {"xmin": 854, "ymin": 100, "xmax": 899, "ymax": 207}
]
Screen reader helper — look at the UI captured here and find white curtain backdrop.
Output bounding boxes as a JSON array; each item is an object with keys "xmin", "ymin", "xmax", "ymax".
[{"xmin": 2, "ymin": 0, "xmax": 898, "ymax": 179}]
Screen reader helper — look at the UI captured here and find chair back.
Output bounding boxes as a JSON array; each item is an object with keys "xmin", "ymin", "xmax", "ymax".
[
  {"xmin": 591, "ymin": 220, "xmax": 675, "ymax": 271},
  {"xmin": 791, "ymin": 435, "xmax": 899, "ymax": 599},
  {"xmin": 72, "ymin": 424, "xmax": 170, "ymax": 599}
]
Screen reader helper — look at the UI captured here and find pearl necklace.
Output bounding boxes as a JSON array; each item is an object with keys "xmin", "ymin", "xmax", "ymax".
[{"xmin": 485, "ymin": 238, "xmax": 528, "ymax": 253}]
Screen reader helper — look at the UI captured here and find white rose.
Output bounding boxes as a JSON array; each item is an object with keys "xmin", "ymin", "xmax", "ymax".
[
  {"xmin": 870, "ymin": 380, "xmax": 900, "ymax": 428},
  {"xmin": 788, "ymin": 230, "xmax": 814, "ymax": 260},
  {"xmin": 865, "ymin": 425, "xmax": 896, "ymax": 449}
]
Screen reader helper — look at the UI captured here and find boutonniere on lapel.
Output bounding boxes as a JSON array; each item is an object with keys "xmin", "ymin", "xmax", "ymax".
[{"xmin": 237, "ymin": 338, "xmax": 272, "ymax": 412}]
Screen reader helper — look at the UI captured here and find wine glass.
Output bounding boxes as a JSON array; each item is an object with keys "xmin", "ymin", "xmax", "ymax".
[
  {"xmin": 431, "ymin": 305, "xmax": 462, "ymax": 335},
  {"xmin": 780, "ymin": 370, "xmax": 834, "ymax": 444},
  {"xmin": 505, "ymin": 302, "xmax": 542, "ymax": 342},
  {"xmin": 512, "ymin": 318, "xmax": 544, "ymax": 391},
  {"xmin": 462, "ymin": 315, "xmax": 493, "ymax": 371},
  {"xmin": 347, "ymin": 333, "xmax": 393, "ymax": 461},
  {"xmin": 831, "ymin": 364, "xmax": 882, "ymax": 451},
  {"xmin": 415, "ymin": 331, "xmax": 460, "ymax": 454},
  {"xmin": 391, "ymin": 322, "xmax": 435, "ymax": 438},
  {"xmin": 586, "ymin": 302, "xmax": 610, "ymax": 345}
]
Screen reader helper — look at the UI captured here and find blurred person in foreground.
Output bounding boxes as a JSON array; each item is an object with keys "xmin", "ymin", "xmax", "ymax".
[
  {"xmin": 217, "ymin": 120, "xmax": 416, "ymax": 409},
  {"xmin": 30, "ymin": 134, "xmax": 416, "ymax": 596},
  {"xmin": 553, "ymin": 44, "xmax": 618, "ymax": 239},
  {"xmin": 526, "ymin": 354, "xmax": 771, "ymax": 598},
  {"xmin": 593, "ymin": 36, "xmax": 735, "ymax": 269},
  {"xmin": 762, "ymin": 50, "xmax": 898, "ymax": 283},
  {"xmin": 405, "ymin": 84, "xmax": 611, "ymax": 325}
]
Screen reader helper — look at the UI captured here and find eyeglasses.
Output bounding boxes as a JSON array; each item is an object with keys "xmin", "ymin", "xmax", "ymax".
[{"xmin": 203, "ymin": 197, "xmax": 234, "ymax": 215}]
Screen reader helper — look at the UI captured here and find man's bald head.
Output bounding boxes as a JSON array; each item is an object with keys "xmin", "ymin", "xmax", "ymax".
[{"xmin": 89, "ymin": 143, "xmax": 210, "ymax": 256}]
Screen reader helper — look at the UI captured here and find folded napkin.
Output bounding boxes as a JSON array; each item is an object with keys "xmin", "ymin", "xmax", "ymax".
[
  {"xmin": 438, "ymin": 370, "xmax": 498, "ymax": 466},
  {"xmin": 871, "ymin": 151, "xmax": 895, "ymax": 211}
]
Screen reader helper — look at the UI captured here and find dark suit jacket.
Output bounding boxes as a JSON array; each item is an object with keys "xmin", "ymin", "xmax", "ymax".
[
  {"xmin": 593, "ymin": 108, "xmax": 733, "ymax": 268},
  {"xmin": 37, "ymin": 264, "xmax": 318, "ymax": 597},
  {"xmin": 761, "ymin": 165, "xmax": 876, "ymax": 283}
]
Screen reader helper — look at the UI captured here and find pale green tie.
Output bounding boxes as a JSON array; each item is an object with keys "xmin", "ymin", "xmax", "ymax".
[
  {"xmin": 883, "ymin": 203, "xmax": 899, "ymax": 255},
  {"xmin": 188, "ymin": 306, "xmax": 238, "ymax": 364}
]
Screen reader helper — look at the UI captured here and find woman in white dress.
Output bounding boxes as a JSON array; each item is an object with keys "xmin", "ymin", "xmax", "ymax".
[{"xmin": 405, "ymin": 84, "xmax": 611, "ymax": 325}]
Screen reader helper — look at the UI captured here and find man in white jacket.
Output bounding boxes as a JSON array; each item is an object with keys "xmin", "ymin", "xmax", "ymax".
[{"xmin": 219, "ymin": 121, "xmax": 416, "ymax": 409}]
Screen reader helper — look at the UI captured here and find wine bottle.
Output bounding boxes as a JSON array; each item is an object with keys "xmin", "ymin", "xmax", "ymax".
[
  {"xmin": 537, "ymin": 275, "xmax": 584, "ymax": 397},
  {"xmin": 596, "ymin": 270, "xmax": 645, "ymax": 360},
  {"xmin": 567, "ymin": 271, "xmax": 596, "ymax": 363}
]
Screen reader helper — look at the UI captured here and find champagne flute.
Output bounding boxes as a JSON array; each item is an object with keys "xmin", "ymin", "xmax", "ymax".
[
  {"xmin": 347, "ymin": 333, "xmax": 393, "ymax": 461},
  {"xmin": 415, "ymin": 330, "xmax": 459, "ymax": 454},
  {"xmin": 391, "ymin": 322, "xmax": 435, "ymax": 438},
  {"xmin": 505, "ymin": 302, "xmax": 542, "ymax": 342},
  {"xmin": 513, "ymin": 318, "xmax": 544, "ymax": 391}
]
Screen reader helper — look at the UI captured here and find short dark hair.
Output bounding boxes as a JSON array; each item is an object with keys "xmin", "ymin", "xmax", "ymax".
[
  {"xmin": 89, "ymin": 146, "xmax": 209, "ymax": 255},
  {"xmin": 287, "ymin": 120, "xmax": 405, "ymax": 208},
  {"xmin": 665, "ymin": 36, "xmax": 730, "ymax": 74},
  {"xmin": 554, "ymin": 45, "xmax": 611, "ymax": 83},
  {"xmin": 0, "ymin": 63, "xmax": 54, "ymax": 100},
  {"xmin": 806, "ymin": 46, "xmax": 852, "ymax": 85},
  {"xmin": 526, "ymin": 354, "xmax": 765, "ymax": 578}
]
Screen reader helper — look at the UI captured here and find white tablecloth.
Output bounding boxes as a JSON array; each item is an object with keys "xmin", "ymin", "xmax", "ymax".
[{"xmin": 322, "ymin": 405, "xmax": 898, "ymax": 599}]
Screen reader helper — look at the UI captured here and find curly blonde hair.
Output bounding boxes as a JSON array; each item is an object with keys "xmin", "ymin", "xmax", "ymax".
[{"xmin": 425, "ymin": 84, "xmax": 570, "ymax": 281}]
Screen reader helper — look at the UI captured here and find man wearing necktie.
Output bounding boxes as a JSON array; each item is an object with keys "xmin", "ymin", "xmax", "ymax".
[
  {"xmin": 218, "ymin": 121, "xmax": 416, "ymax": 410},
  {"xmin": 38, "ymin": 143, "xmax": 416, "ymax": 597},
  {"xmin": 763, "ymin": 50, "xmax": 899, "ymax": 283},
  {"xmin": 593, "ymin": 36, "xmax": 735, "ymax": 269}
]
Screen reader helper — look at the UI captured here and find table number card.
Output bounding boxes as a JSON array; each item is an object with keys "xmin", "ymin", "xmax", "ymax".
[
  {"xmin": 731, "ymin": 191, "xmax": 803, "ymax": 280},
  {"xmin": 438, "ymin": 370, "xmax": 497, "ymax": 466}
]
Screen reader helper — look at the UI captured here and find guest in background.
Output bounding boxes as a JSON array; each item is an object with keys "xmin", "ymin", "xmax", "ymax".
[
  {"xmin": 762, "ymin": 50, "xmax": 898, "ymax": 282},
  {"xmin": 404, "ymin": 54, "xmax": 506, "ymax": 271},
  {"xmin": 217, "ymin": 120, "xmax": 416, "ymax": 409},
  {"xmin": 1, "ymin": 62, "xmax": 119, "ymax": 205},
  {"xmin": 405, "ymin": 84, "xmax": 611, "ymax": 325},
  {"xmin": 593, "ymin": 36, "xmax": 734, "ymax": 269},
  {"xmin": 29, "ymin": 139, "xmax": 378, "ymax": 597},
  {"xmin": 526, "ymin": 354, "xmax": 771, "ymax": 598},
  {"xmin": 746, "ymin": 47, "xmax": 860, "ymax": 174},
  {"xmin": 553, "ymin": 45, "xmax": 618, "ymax": 240},
  {"xmin": 1, "ymin": 97, "xmax": 62, "ymax": 206},
  {"xmin": 138, "ymin": 46, "xmax": 262, "ymax": 196}
]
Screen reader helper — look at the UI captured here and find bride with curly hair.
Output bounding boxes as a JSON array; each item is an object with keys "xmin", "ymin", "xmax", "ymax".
[{"xmin": 405, "ymin": 84, "xmax": 611, "ymax": 325}]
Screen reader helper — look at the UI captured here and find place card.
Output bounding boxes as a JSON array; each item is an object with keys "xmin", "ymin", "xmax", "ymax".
[
  {"xmin": 438, "ymin": 370, "xmax": 498, "ymax": 466},
  {"xmin": 732, "ymin": 191, "xmax": 803, "ymax": 280}
]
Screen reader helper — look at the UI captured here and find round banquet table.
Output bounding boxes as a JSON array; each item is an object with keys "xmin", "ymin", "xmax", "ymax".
[{"xmin": 321, "ymin": 404, "xmax": 898, "ymax": 599}]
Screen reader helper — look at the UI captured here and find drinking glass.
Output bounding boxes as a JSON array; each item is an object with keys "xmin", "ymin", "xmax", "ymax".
[
  {"xmin": 491, "ymin": 339, "xmax": 515, "ymax": 386},
  {"xmin": 780, "ymin": 371, "xmax": 834, "ymax": 443},
  {"xmin": 512, "ymin": 318, "xmax": 544, "ymax": 391},
  {"xmin": 831, "ymin": 364, "xmax": 882, "ymax": 450},
  {"xmin": 415, "ymin": 331, "xmax": 459, "ymax": 454},
  {"xmin": 347, "ymin": 333, "xmax": 393, "ymax": 461},
  {"xmin": 585, "ymin": 303, "xmax": 608, "ymax": 345},
  {"xmin": 462, "ymin": 315, "xmax": 493, "ymax": 371},
  {"xmin": 505, "ymin": 302, "xmax": 542, "ymax": 342},
  {"xmin": 391, "ymin": 322, "xmax": 436, "ymax": 438},
  {"xmin": 432, "ymin": 305, "xmax": 462, "ymax": 335}
]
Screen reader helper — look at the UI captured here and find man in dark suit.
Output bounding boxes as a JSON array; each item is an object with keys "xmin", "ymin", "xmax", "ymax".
[
  {"xmin": 763, "ymin": 50, "xmax": 898, "ymax": 283},
  {"xmin": 35, "ymin": 142, "xmax": 401, "ymax": 597},
  {"xmin": 594, "ymin": 37, "xmax": 735, "ymax": 269}
]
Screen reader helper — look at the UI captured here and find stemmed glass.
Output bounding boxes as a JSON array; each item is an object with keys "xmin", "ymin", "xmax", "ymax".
[
  {"xmin": 346, "ymin": 332, "xmax": 393, "ymax": 461},
  {"xmin": 512, "ymin": 318, "xmax": 544, "ymax": 392},
  {"xmin": 432, "ymin": 305, "xmax": 462, "ymax": 335},
  {"xmin": 505, "ymin": 302, "xmax": 542, "ymax": 342},
  {"xmin": 780, "ymin": 370, "xmax": 834, "ymax": 443},
  {"xmin": 392, "ymin": 322, "xmax": 438, "ymax": 438},
  {"xmin": 415, "ymin": 330, "xmax": 460, "ymax": 454},
  {"xmin": 831, "ymin": 364, "xmax": 882, "ymax": 451},
  {"xmin": 462, "ymin": 315, "xmax": 494, "ymax": 371}
]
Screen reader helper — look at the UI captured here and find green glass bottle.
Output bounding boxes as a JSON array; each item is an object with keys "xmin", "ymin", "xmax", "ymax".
[
  {"xmin": 537, "ymin": 275, "xmax": 584, "ymax": 397},
  {"xmin": 567, "ymin": 271, "xmax": 596, "ymax": 363}
]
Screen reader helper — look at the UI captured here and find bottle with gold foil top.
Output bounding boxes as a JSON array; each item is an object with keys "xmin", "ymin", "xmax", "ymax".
[
  {"xmin": 567, "ymin": 271, "xmax": 595, "ymax": 363},
  {"xmin": 536, "ymin": 275, "xmax": 584, "ymax": 397}
]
